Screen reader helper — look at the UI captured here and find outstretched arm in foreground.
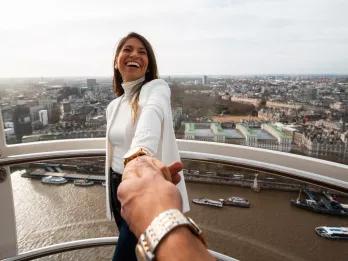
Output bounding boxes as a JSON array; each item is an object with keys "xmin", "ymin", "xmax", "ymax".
[{"xmin": 118, "ymin": 156, "xmax": 215, "ymax": 261}]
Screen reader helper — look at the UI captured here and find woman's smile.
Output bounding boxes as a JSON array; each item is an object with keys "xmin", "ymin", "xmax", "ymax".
[{"xmin": 116, "ymin": 37, "xmax": 149, "ymax": 82}]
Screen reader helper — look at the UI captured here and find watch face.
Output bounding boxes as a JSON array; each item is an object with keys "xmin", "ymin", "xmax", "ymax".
[
  {"xmin": 187, "ymin": 216, "xmax": 202, "ymax": 234},
  {"xmin": 136, "ymin": 244, "xmax": 147, "ymax": 261}
]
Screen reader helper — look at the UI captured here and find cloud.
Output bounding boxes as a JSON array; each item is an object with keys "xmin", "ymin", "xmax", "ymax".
[{"xmin": 0, "ymin": 0, "xmax": 348, "ymax": 76}]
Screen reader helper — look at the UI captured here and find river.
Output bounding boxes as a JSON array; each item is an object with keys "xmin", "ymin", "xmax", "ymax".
[{"xmin": 10, "ymin": 171, "xmax": 348, "ymax": 261}]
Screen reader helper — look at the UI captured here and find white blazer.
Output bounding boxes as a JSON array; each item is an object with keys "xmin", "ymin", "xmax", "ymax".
[{"xmin": 105, "ymin": 79, "xmax": 190, "ymax": 220}]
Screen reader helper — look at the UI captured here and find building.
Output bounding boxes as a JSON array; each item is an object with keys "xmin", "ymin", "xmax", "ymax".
[
  {"xmin": 266, "ymin": 101, "xmax": 302, "ymax": 110},
  {"xmin": 87, "ymin": 79, "xmax": 97, "ymax": 89},
  {"xmin": 294, "ymin": 125, "xmax": 348, "ymax": 161},
  {"xmin": 236, "ymin": 123, "xmax": 279, "ymax": 150},
  {"xmin": 230, "ymin": 96, "xmax": 261, "ymax": 107},
  {"xmin": 60, "ymin": 100, "xmax": 72, "ymax": 120},
  {"xmin": 222, "ymin": 128, "xmax": 245, "ymax": 145},
  {"xmin": 39, "ymin": 110, "xmax": 48, "ymax": 126},
  {"xmin": 172, "ymin": 107, "xmax": 183, "ymax": 129},
  {"xmin": 303, "ymin": 87, "xmax": 318, "ymax": 102},
  {"xmin": 39, "ymin": 96, "xmax": 59, "ymax": 123},
  {"xmin": 0, "ymin": 107, "xmax": 13, "ymax": 122},
  {"xmin": 184, "ymin": 122, "xmax": 284, "ymax": 151},
  {"xmin": 185, "ymin": 123, "xmax": 227, "ymax": 142},
  {"xmin": 3, "ymin": 122, "xmax": 14, "ymax": 141},
  {"xmin": 202, "ymin": 75, "xmax": 208, "ymax": 85},
  {"xmin": 85, "ymin": 115, "xmax": 105, "ymax": 129},
  {"xmin": 12, "ymin": 105, "xmax": 32, "ymax": 143},
  {"xmin": 261, "ymin": 123, "xmax": 292, "ymax": 152}
]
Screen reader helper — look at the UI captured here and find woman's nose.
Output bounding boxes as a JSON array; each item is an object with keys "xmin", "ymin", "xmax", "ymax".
[{"xmin": 129, "ymin": 50, "xmax": 139, "ymax": 57}]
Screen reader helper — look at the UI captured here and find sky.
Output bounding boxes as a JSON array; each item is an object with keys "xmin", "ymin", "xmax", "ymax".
[{"xmin": 0, "ymin": 0, "xmax": 347, "ymax": 77}]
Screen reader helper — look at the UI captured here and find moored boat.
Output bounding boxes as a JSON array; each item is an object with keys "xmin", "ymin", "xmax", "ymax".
[
  {"xmin": 233, "ymin": 174, "xmax": 244, "ymax": 179},
  {"xmin": 290, "ymin": 189, "xmax": 348, "ymax": 217},
  {"xmin": 315, "ymin": 226, "xmax": 348, "ymax": 239},
  {"xmin": 192, "ymin": 198, "xmax": 223, "ymax": 208},
  {"xmin": 41, "ymin": 176, "xmax": 67, "ymax": 185},
  {"xmin": 223, "ymin": 196, "xmax": 250, "ymax": 208},
  {"xmin": 74, "ymin": 179, "xmax": 94, "ymax": 186}
]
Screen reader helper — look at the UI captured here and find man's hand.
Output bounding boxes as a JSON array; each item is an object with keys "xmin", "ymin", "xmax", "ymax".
[{"xmin": 117, "ymin": 156, "xmax": 183, "ymax": 238}]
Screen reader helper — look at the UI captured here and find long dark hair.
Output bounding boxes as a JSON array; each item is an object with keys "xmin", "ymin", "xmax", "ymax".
[{"xmin": 113, "ymin": 32, "xmax": 159, "ymax": 122}]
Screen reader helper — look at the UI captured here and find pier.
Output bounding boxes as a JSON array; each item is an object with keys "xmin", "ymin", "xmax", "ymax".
[{"xmin": 22, "ymin": 168, "xmax": 105, "ymax": 182}]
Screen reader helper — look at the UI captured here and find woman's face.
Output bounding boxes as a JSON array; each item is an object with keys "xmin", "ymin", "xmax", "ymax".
[{"xmin": 116, "ymin": 37, "xmax": 149, "ymax": 82}]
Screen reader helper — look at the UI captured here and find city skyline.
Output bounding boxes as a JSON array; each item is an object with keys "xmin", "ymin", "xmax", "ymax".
[
  {"xmin": 1, "ymin": 0, "xmax": 348, "ymax": 77},
  {"xmin": 1, "ymin": 75, "xmax": 347, "ymax": 164}
]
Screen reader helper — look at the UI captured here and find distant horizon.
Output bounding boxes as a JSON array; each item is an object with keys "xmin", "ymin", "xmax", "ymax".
[{"xmin": 1, "ymin": 72, "xmax": 348, "ymax": 80}]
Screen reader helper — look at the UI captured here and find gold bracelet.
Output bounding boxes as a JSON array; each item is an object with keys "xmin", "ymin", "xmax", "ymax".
[{"xmin": 123, "ymin": 148, "xmax": 151, "ymax": 167}]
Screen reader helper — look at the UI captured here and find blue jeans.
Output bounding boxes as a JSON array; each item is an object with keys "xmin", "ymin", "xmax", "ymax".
[{"xmin": 110, "ymin": 169, "xmax": 138, "ymax": 261}]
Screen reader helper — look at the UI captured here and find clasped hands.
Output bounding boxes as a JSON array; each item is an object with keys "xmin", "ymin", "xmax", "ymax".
[{"xmin": 117, "ymin": 156, "xmax": 183, "ymax": 238}]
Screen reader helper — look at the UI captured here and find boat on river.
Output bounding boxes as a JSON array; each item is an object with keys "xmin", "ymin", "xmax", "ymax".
[
  {"xmin": 291, "ymin": 189, "xmax": 348, "ymax": 217},
  {"xmin": 192, "ymin": 198, "xmax": 223, "ymax": 208},
  {"xmin": 41, "ymin": 176, "xmax": 68, "ymax": 185},
  {"xmin": 315, "ymin": 226, "xmax": 348, "ymax": 239},
  {"xmin": 222, "ymin": 196, "xmax": 250, "ymax": 208},
  {"xmin": 74, "ymin": 179, "xmax": 94, "ymax": 187}
]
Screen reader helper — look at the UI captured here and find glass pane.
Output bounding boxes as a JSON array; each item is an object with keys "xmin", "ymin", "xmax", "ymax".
[
  {"xmin": 0, "ymin": 78, "xmax": 111, "ymax": 144},
  {"xmin": 11, "ymin": 157, "xmax": 115, "ymax": 257},
  {"xmin": 0, "ymin": 1, "xmax": 347, "ymax": 164},
  {"xmin": 170, "ymin": 77, "xmax": 348, "ymax": 165},
  {"xmin": 183, "ymin": 159, "xmax": 348, "ymax": 261},
  {"xmin": 10, "ymin": 157, "xmax": 348, "ymax": 260}
]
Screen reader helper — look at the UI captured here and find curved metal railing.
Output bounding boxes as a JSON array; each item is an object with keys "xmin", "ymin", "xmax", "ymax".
[
  {"xmin": 1, "ymin": 147, "xmax": 347, "ymax": 193},
  {"xmin": 1, "ymin": 139, "xmax": 347, "ymax": 190},
  {"xmin": 1, "ymin": 140, "xmax": 347, "ymax": 260},
  {"xmin": 2, "ymin": 237, "xmax": 117, "ymax": 261},
  {"xmin": 1, "ymin": 237, "xmax": 237, "ymax": 261}
]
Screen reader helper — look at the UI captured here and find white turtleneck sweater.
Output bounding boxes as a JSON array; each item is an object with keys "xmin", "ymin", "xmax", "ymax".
[
  {"xmin": 105, "ymin": 78, "xmax": 190, "ymax": 218},
  {"xmin": 108, "ymin": 76, "xmax": 162, "ymax": 173}
]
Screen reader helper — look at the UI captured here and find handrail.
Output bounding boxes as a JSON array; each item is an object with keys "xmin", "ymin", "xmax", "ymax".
[
  {"xmin": 180, "ymin": 151, "xmax": 348, "ymax": 194},
  {"xmin": 0, "ymin": 149, "xmax": 105, "ymax": 167},
  {"xmin": 2, "ymin": 139, "xmax": 347, "ymax": 188},
  {"xmin": 1, "ymin": 237, "xmax": 238, "ymax": 261},
  {"xmin": 0, "ymin": 149, "xmax": 347, "ymax": 193},
  {"xmin": 2, "ymin": 237, "xmax": 117, "ymax": 261}
]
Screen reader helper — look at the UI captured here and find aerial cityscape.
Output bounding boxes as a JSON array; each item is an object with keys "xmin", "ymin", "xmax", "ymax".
[
  {"xmin": 1, "ymin": 74, "xmax": 347, "ymax": 164},
  {"xmin": 2, "ymin": 74, "xmax": 348, "ymax": 261}
]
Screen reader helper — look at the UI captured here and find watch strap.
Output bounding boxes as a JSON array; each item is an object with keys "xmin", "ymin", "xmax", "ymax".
[{"xmin": 136, "ymin": 209, "xmax": 206, "ymax": 261}]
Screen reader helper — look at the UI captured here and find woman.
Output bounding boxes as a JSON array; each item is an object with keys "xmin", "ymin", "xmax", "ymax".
[{"xmin": 105, "ymin": 32, "xmax": 190, "ymax": 260}]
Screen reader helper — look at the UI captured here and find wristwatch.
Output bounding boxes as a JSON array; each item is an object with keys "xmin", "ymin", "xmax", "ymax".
[
  {"xmin": 135, "ymin": 209, "xmax": 207, "ymax": 261},
  {"xmin": 123, "ymin": 147, "xmax": 152, "ymax": 167}
]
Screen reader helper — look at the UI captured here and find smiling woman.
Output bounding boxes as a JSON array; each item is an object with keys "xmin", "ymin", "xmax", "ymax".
[
  {"xmin": 105, "ymin": 32, "xmax": 190, "ymax": 261},
  {"xmin": 116, "ymin": 37, "xmax": 149, "ymax": 82},
  {"xmin": 113, "ymin": 32, "xmax": 159, "ymax": 121}
]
